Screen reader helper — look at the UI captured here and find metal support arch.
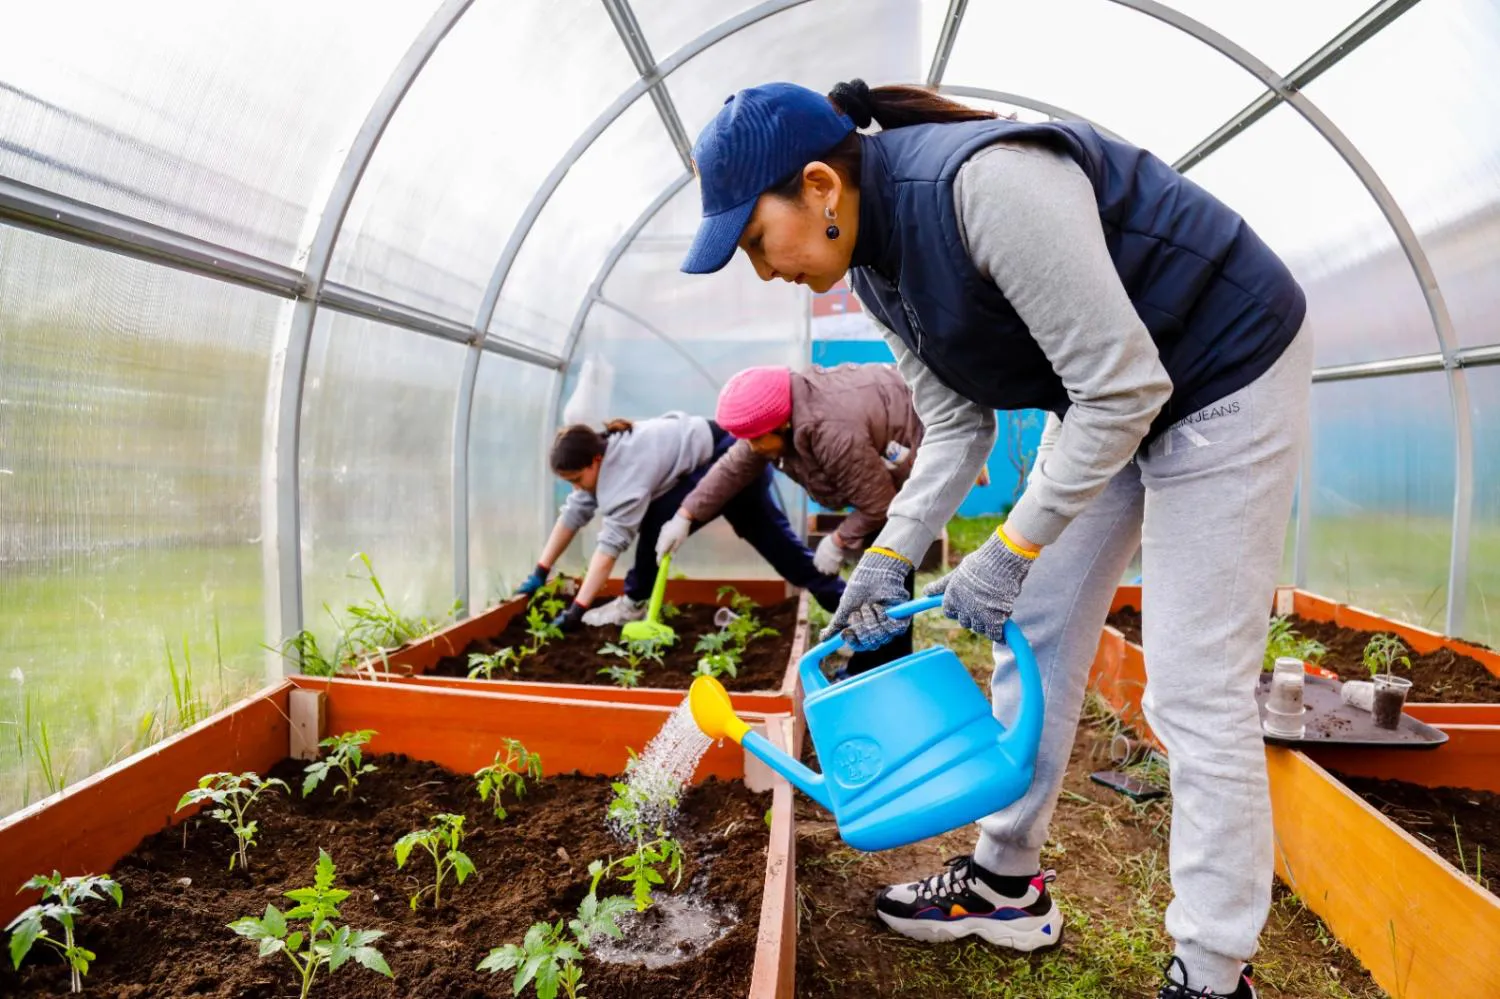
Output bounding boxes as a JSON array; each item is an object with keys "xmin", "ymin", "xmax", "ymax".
[
  {"xmin": 1173, "ymin": 0, "xmax": 1424, "ymax": 173},
  {"xmin": 925, "ymin": 0, "xmax": 969, "ymax": 88},
  {"xmin": 1106, "ymin": 0, "xmax": 1473, "ymax": 633},
  {"xmin": 601, "ymin": 0, "xmax": 694, "ymax": 168},
  {"xmin": 591, "ymin": 296, "xmax": 724, "ymax": 394},
  {"xmin": 936, "ymin": 86, "xmax": 1125, "ymax": 140},
  {"xmin": 470, "ymin": 0, "xmax": 818, "ymax": 347},
  {"xmin": 260, "ymin": 0, "xmax": 475, "ymax": 669}
]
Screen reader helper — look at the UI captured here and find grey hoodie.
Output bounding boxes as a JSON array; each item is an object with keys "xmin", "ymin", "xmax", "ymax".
[{"xmin": 559, "ymin": 413, "xmax": 714, "ymax": 557}]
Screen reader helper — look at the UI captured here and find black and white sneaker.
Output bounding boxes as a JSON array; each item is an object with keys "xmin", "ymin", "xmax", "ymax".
[
  {"xmin": 1158, "ymin": 956, "xmax": 1258, "ymax": 998},
  {"xmin": 874, "ymin": 855, "xmax": 1063, "ymax": 951}
]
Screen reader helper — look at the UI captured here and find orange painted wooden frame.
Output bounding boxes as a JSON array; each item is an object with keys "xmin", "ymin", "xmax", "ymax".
[
  {"xmin": 1268, "ymin": 748, "xmax": 1500, "ymax": 996},
  {"xmin": 0, "ymin": 682, "xmax": 293, "ymax": 926},
  {"xmin": 0, "ymin": 677, "xmax": 802, "ymax": 999}
]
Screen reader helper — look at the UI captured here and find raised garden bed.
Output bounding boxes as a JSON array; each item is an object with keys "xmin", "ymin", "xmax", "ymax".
[
  {"xmin": 0, "ymin": 677, "xmax": 798, "ymax": 998},
  {"xmin": 1267, "ymin": 748, "xmax": 1500, "ymax": 996},
  {"xmin": 1336, "ymin": 775, "xmax": 1498, "ymax": 898},
  {"xmin": 429, "ymin": 596, "xmax": 800, "ymax": 692},
  {"xmin": 352, "ymin": 579, "xmax": 808, "ymax": 705},
  {"xmin": 1106, "ymin": 601, "xmax": 1500, "ymax": 704},
  {"xmin": 1091, "ymin": 585, "xmax": 1500, "ymax": 995}
]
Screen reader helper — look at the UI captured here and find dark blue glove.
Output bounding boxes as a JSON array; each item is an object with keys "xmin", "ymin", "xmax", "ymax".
[
  {"xmin": 552, "ymin": 601, "xmax": 588, "ymax": 634},
  {"xmin": 515, "ymin": 564, "xmax": 550, "ymax": 597}
]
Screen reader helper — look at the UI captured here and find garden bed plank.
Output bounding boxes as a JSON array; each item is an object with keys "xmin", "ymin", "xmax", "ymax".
[{"xmin": 1267, "ymin": 748, "xmax": 1500, "ymax": 996}]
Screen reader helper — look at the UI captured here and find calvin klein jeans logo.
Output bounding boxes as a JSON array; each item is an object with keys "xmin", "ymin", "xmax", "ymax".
[{"xmin": 1150, "ymin": 400, "xmax": 1240, "ymax": 459}]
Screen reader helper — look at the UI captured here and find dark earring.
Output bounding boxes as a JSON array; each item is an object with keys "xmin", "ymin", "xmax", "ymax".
[{"xmin": 824, "ymin": 206, "xmax": 838, "ymax": 240}]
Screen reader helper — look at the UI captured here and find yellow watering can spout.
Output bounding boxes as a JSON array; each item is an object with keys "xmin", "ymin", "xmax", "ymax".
[{"xmin": 689, "ymin": 675, "xmax": 750, "ymax": 744}]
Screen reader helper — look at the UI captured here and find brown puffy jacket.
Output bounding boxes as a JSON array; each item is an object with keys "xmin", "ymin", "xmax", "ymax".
[{"xmin": 682, "ymin": 364, "xmax": 922, "ymax": 546}]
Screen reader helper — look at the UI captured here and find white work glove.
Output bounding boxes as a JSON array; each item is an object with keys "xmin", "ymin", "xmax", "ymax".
[
  {"xmin": 655, "ymin": 513, "xmax": 692, "ymax": 561},
  {"xmin": 812, "ymin": 533, "xmax": 847, "ymax": 575}
]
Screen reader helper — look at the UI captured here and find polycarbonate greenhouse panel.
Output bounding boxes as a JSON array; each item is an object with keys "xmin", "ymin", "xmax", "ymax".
[
  {"xmin": 603, "ymin": 183, "xmax": 810, "ymax": 358},
  {"xmin": 488, "ymin": 97, "xmax": 681, "ymax": 353},
  {"xmin": 0, "ymin": 0, "xmax": 437, "ymax": 264},
  {"xmin": 0, "ymin": 227, "xmax": 275, "ymax": 818},
  {"xmin": 468, "ymin": 354, "xmax": 555, "ymax": 608},
  {"xmin": 298, "ymin": 313, "xmax": 464, "ymax": 639},
  {"xmin": 327, "ymin": 0, "xmax": 639, "ymax": 322},
  {"xmin": 668, "ymin": 0, "xmax": 923, "ymax": 142},
  {"xmin": 1158, "ymin": 0, "xmax": 1375, "ymax": 75},
  {"xmin": 1463, "ymin": 366, "xmax": 1500, "ymax": 648},
  {"xmin": 1304, "ymin": 372, "xmax": 1456, "ymax": 633},
  {"xmin": 630, "ymin": 0, "xmax": 760, "ymax": 66},
  {"xmin": 1305, "ymin": 0, "xmax": 1500, "ymax": 351},
  {"xmin": 941, "ymin": 0, "xmax": 1264, "ymax": 166},
  {"xmin": 1185, "ymin": 103, "xmax": 1439, "ymax": 369}
]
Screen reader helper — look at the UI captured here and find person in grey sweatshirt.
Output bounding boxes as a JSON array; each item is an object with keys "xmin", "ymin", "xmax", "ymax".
[
  {"xmin": 515, "ymin": 414, "xmax": 842, "ymax": 630},
  {"xmin": 678, "ymin": 79, "xmax": 1311, "ymax": 999}
]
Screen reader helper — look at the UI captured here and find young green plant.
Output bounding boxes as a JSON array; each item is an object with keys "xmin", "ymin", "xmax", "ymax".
[
  {"xmin": 176, "ymin": 771, "xmax": 289, "ymax": 871},
  {"xmin": 229, "ymin": 849, "xmax": 391, "ymax": 999},
  {"xmin": 6, "ymin": 873, "xmax": 122, "ymax": 994},
  {"xmin": 479, "ymin": 889, "xmax": 632, "ymax": 999},
  {"xmin": 467, "ymin": 646, "xmax": 522, "ymax": 679},
  {"xmin": 1262, "ymin": 615, "xmax": 1328, "ymax": 671},
  {"xmin": 302, "ymin": 730, "xmax": 378, "ymax": 798},
  {"xmin": 693, "ymin": 629, "xmax": 741, "ymax": 679},
  {"xmin": 394, "ymin": 813, "xmax": 476, "ymax": 909},
  {"xmin": 596, "ymin": 638, "xmax": 666, "ymax": 688},
  {"xmin": 604, "ymin": 777, "xmax": 685, "ymax": 911},
  {"xmin": 1363, "ymin": 633, "xmax": 1412, "ymax": 679},
  {"xmin": 475, "ymin": 739, "xmax": 543, "ymax": 821}
]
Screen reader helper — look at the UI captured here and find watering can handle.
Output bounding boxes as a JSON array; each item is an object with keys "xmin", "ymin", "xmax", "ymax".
[{"xmin": 799, "ymin": 595, "xmax": 944, "ymax": 693}]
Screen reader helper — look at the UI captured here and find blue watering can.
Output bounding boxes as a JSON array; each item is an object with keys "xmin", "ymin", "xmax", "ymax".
[{"xmin": 688, "ymin": 595, "xmax": 1044, "ymax": 851}]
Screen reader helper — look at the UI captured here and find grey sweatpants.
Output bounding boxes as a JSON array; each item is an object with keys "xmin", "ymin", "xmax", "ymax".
[{"xmin": 973, "ymin": 328, "xmax": 1312, "ymax": 992}]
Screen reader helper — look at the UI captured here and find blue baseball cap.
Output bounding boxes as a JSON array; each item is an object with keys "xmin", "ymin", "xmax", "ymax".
[{"xmin": 681, "ymin": 82, "xmax": 855, "ymax": 275}]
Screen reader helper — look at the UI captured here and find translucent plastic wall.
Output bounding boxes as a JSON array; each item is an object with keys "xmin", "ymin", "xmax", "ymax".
[{"xmin": 3, "ymin": 0, "xmax": 1499, "ymax": 818}]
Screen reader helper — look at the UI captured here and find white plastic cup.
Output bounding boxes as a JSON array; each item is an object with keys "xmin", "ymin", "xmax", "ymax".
[
  {"xmin": 1340, "ymin": 680, "xmax": 1375, "ymax": 713},
  {"xmin": 1262, "ymin": 703, "xmax": 1306, "ymax": 739},
  {"xmin": 713, "ymin": 607, "xmax": 740, "ymax": 629},
  {"xmin": 1267, "ymin": 657, "xmax": 1306, "ymax": 714}
]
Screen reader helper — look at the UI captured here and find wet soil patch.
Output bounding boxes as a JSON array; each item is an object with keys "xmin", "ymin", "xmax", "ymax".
[
  {"xmin": 1337, "ymin": 775, "xmax": 1499, "ymax": 899},
  {"xmin": 1, "ymin": 755, "xmax": 769, "ymax": 998},
  {"xmin": 1106, "ymin": 607, "xmax": 1500, "ymax": 703},
  {"xmin": 429, "ymin": 598, "xmax": 801, "ymax": 691}
]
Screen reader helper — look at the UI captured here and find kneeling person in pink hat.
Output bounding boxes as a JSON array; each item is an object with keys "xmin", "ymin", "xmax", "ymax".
[{"xmin": 658, "ymin": 363, "xmax": 924, "ymax": 674}]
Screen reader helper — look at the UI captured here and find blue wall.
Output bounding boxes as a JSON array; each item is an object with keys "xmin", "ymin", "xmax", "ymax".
[{"xmin": 809, "ymin": 339, "xmax": 1044, "ymax": 518}]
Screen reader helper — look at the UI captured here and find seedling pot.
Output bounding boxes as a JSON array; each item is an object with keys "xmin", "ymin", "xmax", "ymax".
[{"xmin": 1371, "ymin": 673, "xmax": 1413, "ymax": 730}]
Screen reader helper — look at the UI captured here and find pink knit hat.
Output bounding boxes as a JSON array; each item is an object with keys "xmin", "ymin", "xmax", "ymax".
[{"xmin": 716, "ymin": 366, "xmax": 793, "ymax": 439}]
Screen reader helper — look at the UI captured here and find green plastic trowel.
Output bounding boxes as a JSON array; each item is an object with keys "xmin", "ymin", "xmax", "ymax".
[{"xmin": 620, "ymin": 551, "xmax": 676, "ymax": 645}]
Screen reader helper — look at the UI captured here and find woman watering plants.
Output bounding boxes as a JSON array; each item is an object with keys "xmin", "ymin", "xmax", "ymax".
[
  {"xmin": 515, "ymin": 413, "xmax": 843, "ymax": 631},
  {"xmin": 657, "ymin": 360, "xmax": 927, "ymax": 674},
  {"xmin": 679, "ymin": 79, "xmax": 1310, "ymax": 999}
]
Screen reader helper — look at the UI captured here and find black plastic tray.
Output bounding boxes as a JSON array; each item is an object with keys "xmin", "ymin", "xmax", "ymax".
[{"xmin": 1255, "ymin": 673, "xmax": 1448, "ymax": 749}]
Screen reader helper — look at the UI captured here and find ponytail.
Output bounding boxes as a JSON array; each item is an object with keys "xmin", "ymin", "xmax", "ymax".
[
  {"xmin": 768, "ymin": 79, "xmax": 996, "ymax": 201},
  {"xmin": 829, "ymin": 79, "xmax": 996, "ymax": 130},
  {"xmin": 550, "ymin": 419, "xmax": 633, "ymax": 473}
]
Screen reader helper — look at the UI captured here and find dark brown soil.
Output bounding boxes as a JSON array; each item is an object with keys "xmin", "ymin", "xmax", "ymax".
[
  {"xmin": 1, "ymin": 756, "xmax": 770, "ymax": 998},
  {"xmin": 1106, "ymin": 607, "xmax": 1500, "ymax": 704},
  {"xmin": 428, "ymin": 598, "xmax": 800, "ymax": 692},
  {"xmin": 1337, "ymin": 775, "xmax": 1499, "ymax": 898},
  {"xmin": 794, "ymin": 718, "xmax": 1384, "ymax": 998}
]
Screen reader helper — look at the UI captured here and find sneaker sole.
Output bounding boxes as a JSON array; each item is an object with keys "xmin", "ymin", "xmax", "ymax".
[{"xmin": 876, "ymin": 908, "xmax": 1064, "ymax": 952}]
